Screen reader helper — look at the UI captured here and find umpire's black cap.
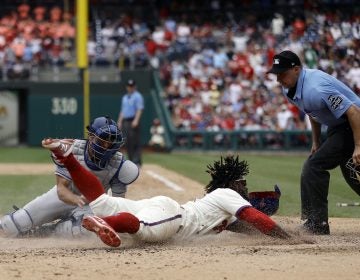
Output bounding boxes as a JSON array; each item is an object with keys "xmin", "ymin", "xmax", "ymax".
[
  {"xmin": 267, "ymin": 50, "xmax": 301, "ymax": 74},
  {"xmin": 126, "ymin": 79, "xmax": 136, "ymax": 86}
]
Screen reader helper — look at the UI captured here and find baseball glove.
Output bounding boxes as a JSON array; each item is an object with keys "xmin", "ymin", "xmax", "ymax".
[{"xmin": 248, "ymin": 184, "xmax": 281, "ymax": 216}]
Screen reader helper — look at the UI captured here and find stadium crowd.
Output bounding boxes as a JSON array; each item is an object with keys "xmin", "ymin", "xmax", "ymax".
[
  {"xmin": 0, "ymin": 1, "xmax": 359, "ymax": 135},
  {"xmin": 0, "ymin": 3, "xmax": 75, "ymax": 80}
]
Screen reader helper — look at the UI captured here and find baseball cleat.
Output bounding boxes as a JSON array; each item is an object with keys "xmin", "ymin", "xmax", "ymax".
[
  {"xmin": 41, "ymin": 138, "xmax": 74, "ymax": 159},
  {"xmin": 82, "ymin": 216, "xmax": 121, "ymax": 247},
  {"xmin": 302, "ymin": 219, "xmax": 330, "ymax": 235}
]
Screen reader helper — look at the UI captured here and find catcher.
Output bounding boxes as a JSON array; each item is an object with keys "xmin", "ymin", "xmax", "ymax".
[
  {"xmin": 40, "ymin": 138, "xmax": 290, "ymax": 247},
  {"xmin": 0, "ymin": 116, "xmax": 139, "ymax": 238}
]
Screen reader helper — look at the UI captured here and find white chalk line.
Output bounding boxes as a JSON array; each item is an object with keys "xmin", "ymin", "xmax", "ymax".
[{"xmin": 146, "ymin": 170, "xmax": 184, "ymax": 192}]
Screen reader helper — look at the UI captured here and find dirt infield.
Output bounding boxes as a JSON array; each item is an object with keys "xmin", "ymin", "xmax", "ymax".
[{"xmin": 1, "ymin": 164, "xmax": 360, "ymax": 280}]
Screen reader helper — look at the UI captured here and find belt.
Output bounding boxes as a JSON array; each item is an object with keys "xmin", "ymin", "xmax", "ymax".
[
  {"xmin": 123, "ymin": 117, "xmax": 134, "ymax": 122},
  {"xmin": 176, "ymin": 206, "xmax": 186, "ymax": 233}
]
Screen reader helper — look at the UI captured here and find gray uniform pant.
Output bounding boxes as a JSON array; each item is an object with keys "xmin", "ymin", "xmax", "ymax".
[
  {"xmin": 122, "ymin": 119, "xmax": 142, "ymax": 166},
  {"xmin": 301, "ymin": 122, "xmax": 360, "ymax": 222}
]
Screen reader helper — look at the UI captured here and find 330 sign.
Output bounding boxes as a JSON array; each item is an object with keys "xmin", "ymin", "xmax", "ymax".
[{"xmin": 51, "ymin": 97, "xmax": 78, "ymax": 115}]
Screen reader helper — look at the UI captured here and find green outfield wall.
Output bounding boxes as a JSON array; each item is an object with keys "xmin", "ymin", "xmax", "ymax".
[{"xmin": 0, "ymin": 70, "xmax": 156, "ymax": 146}]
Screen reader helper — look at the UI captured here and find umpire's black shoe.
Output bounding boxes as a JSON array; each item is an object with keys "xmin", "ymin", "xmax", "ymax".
[{"xmin": 303, "ymin": 219, "xmax": 330, "ymax": 235}]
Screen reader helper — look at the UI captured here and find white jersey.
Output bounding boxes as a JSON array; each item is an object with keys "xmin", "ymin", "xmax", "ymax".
[
  {"xmin": 89, "ymin": 188, "xmax": 251, "ymax": 242},
  {"xmin": 90, "ymin": 194, "xmax": 183, "ymax": 242},
  {"xmin": 177, "ymin": 188, "xmax": 251, "ymax": 239},
  {"xmin": 55, "ymin": 139, "xmax": 139, "ymax": 197}
]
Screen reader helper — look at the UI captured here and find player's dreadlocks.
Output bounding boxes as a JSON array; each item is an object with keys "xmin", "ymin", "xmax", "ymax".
[{"xmin": 205, "ymin": 155, "xmax": 249, "ymax": 193}]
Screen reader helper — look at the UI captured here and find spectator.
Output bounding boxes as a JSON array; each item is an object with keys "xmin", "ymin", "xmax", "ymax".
[
  {"xmin": 276, "ymin": 104, "xmax": 294, "ymax": 131},
  {"xmin": 346, "ymin": 61, "xmax": 360, "ymax": 93},
  {"xmin": 271, "ymin": 13, "xmax": 284, "ymax": 40},
  {"xmin": 148, "ymin": 118, "xmax": 166, "ymax": 150},
  {"xmin": 7, "ymin": 57, "xmax": 30, "ymax": 80}
]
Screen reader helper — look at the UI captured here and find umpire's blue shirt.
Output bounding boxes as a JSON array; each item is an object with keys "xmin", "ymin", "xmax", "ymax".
[
  {"xmin": 121, "ymin": 91, "xmax": 144, "ymax": 119},
  {"xmin": 283, "ymin": 69, "xmax": 360, "ymax": 128}
]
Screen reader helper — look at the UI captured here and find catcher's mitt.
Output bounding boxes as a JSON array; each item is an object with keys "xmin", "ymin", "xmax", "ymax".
[{"xmin": 248, "ymin": 184, "xmax": 281, "ymax": 216}]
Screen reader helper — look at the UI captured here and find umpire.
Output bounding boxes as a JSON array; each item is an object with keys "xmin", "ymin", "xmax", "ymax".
[
  {"xmin": 267, "ymin": 50, "xmax": 360, "ymax": 235},
  {"xmin": 117, "ymin": 79, "xmax": 144, "ymax": 167}
]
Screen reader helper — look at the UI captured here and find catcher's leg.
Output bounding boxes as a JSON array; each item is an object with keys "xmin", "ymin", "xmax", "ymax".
[
  {"xmin": 0, "ymin": 186, "xmax": 76, "ymax": 237},
  {"xmin": 53, "ymin": 205, "xmax": 94, "ymax": 238}
]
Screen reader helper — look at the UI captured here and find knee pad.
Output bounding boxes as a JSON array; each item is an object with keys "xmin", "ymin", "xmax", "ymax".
[{"xmin": 0, "ymin": 209, "xmax": 34, "ymax": 237}]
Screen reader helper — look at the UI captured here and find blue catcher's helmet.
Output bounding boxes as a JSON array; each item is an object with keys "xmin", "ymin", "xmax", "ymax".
[{"xmin": 86, "ymin": 116, "xmax": 125, "ymax": 169}]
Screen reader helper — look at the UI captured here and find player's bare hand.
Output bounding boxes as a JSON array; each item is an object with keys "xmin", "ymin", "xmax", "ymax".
[
  {"xmin": 131, "ymin": 120, "xmax": 139, "ymax": 128},
  {"xmin": 286, "ymin": 229, "xmax": 316, "ymax": 244},
  {"xmin": 76, "ymin": 195, "xmax": 88, "ymax": 208},
  {"xmin": 287, "ymin": 235, "xmax": 315, "ymax": 245},
  {"xmin": 80, "ymin": 195, "xmax": 89, "ymax": 204},
  {"xmin": 352, "ymin": 145, "xmax": 360, "ymax": 165},
  {"xmin": 310, "ymin": 142, "xmax": 320, "ymax": 155}
]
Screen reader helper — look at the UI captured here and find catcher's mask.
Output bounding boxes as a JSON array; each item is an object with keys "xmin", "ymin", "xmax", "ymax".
[
  {"xmin": 248, "ymin": 185, "xmax": 281, "ymax": 216},
  {"xmin": 86, "ymin": 116, "xmax": 125, "ymax": 169},
  {"xmin": 345, "ymin": 158, "xmax": 360, "ymax": 184}
]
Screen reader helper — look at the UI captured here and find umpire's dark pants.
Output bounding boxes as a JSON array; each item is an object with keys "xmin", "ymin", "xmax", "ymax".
[
  {"xmin": 122, "ymin": 119, "xmax": 142, "ymax": 166},
  {"xmin": 301, "ymin": 122, "xmax": 360, "ymax": 222}
]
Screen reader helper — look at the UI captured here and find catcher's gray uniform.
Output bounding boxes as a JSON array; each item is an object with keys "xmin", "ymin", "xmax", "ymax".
[{"xmin": 0, "ymin": 139, "xmax": 139, "ymax": 237}]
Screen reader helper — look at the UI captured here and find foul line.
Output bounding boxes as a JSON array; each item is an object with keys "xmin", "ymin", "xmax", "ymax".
[{"xmin": 146, "ymin": 170, "xmax": 184, "ymax": 192}]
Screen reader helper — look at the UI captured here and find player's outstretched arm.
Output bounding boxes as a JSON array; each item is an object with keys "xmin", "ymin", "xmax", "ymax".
[
  {"xmin": 226, "ymin": 220, "xmax": 259, "ymax": 234},
  {"xmin": 236, "ymin": 207, "xmax": 291, "ymax": 239},
  {"xmin": 266, "ymin": 224, "xmax": 291, "ymax": 239}
]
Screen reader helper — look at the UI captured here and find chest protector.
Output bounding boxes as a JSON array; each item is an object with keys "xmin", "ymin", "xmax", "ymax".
[{"xmin": 55, "ymin": 139, "xmax": 139, "ymax": 196}]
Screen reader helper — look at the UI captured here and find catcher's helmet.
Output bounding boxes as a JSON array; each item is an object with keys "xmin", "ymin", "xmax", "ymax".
[
  {"xmin": 345, "ymin": 158, "xmax": 360, "ymax": 184},
  {"xmin": 86, "ymin": 116, "xmax": 125, "ymax": 169}
]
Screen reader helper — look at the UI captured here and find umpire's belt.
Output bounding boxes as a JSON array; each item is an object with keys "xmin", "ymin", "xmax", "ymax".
[{"xmin": 123, "ymin": 117, "xmax": 135, "ymax": 122}]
